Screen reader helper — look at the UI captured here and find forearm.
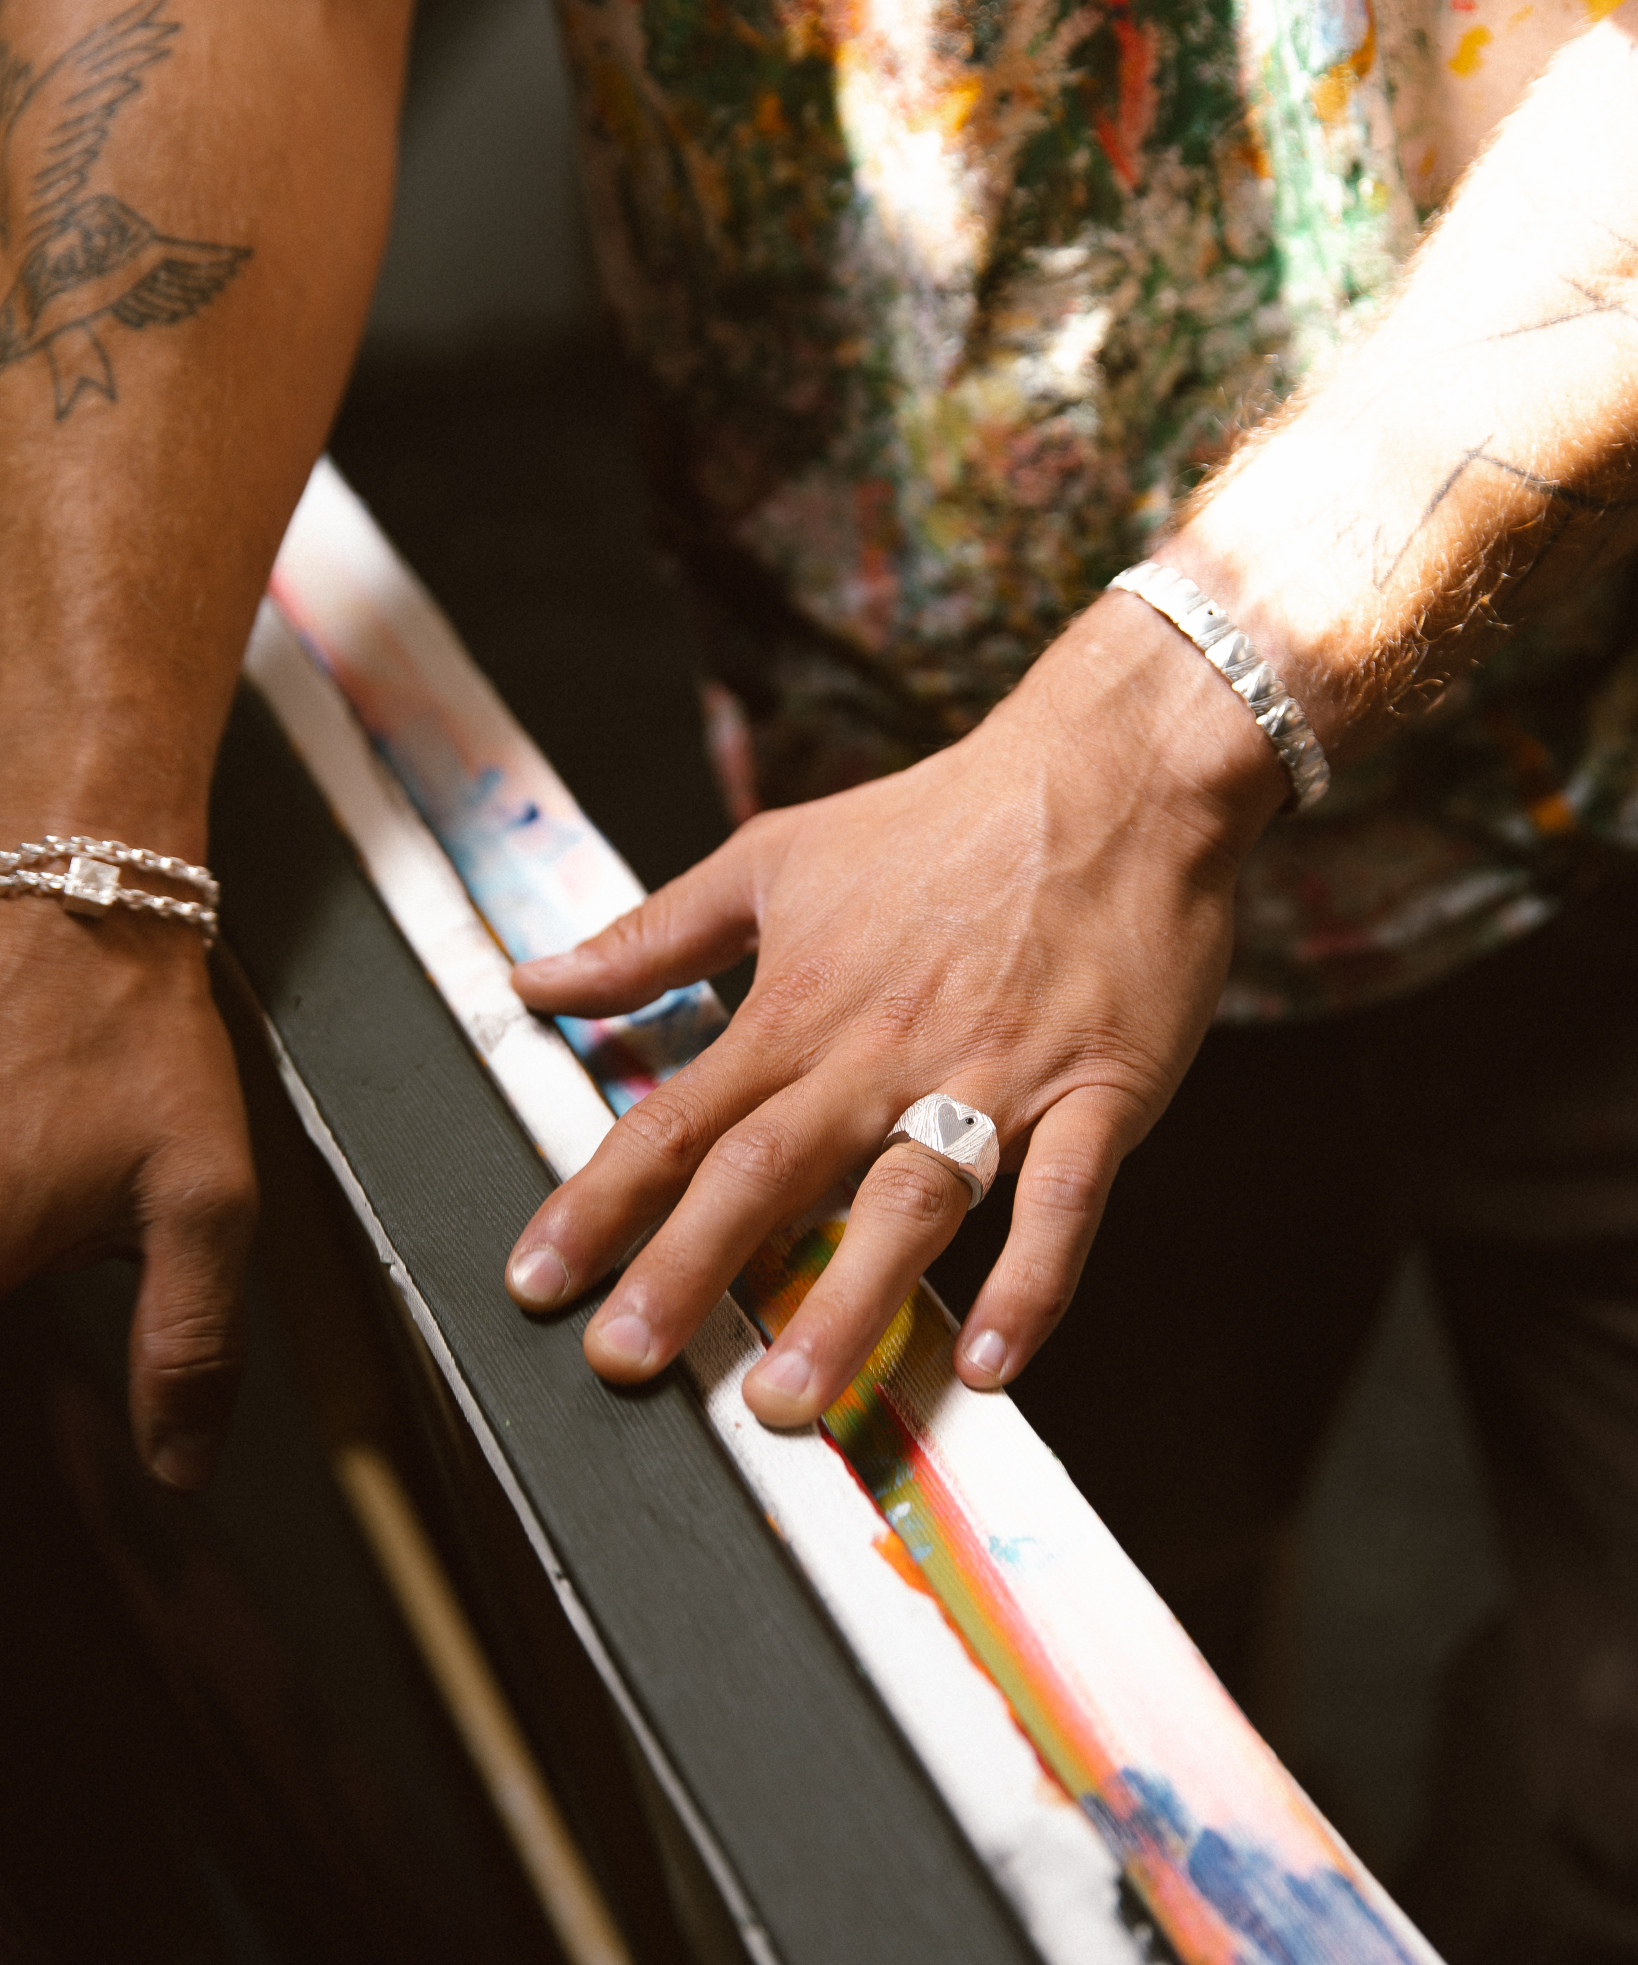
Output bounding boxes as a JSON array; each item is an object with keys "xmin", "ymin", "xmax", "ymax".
[
  {"xmin": 0, "ymin": 0, "xmax": 413, "ymax": 859},
  {"xmin": 1164, "ymin": 15, "xmax": 1638, "ymax": 763}
]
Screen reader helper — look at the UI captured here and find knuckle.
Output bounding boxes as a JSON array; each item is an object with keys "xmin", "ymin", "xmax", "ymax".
[
  {"xmin": 1024, "ymin": 1154, "xmax": 1105, "ymax": 1223},
  {"xmin": 617, "ymin": 1084, "xmax": 713, "ymax": 1175},
  {"xmin": 134, "ymin": 1306, "xmax": 246, "ymax": 1384},
  {"xmin": 163, "ymin": 1162, "xmax": 259, "ymax": 1250},
  {"xmin": 594, "ymin": 904, "xmax": 657, "ymax": 968},
  {"xmin": 1000, "ymin": 1251, "xmax": 1077, "ymax": 1330},
  {"xmin": 862, "ymin": 984, "xmax": 928, "ymax": 1050},
  {"xmin": 742, "ymin": 952, "xmax": 846, "ymax": 1040},
  {"xmin": 1076, "ymin": 1026, "xmax": 1173, "ymax": 1111},
  {"xmin": 733, "ymin": 810, "xmax": 780, "ymax": 857},
  {"xmin": 709, "ymin": 1119, "xmax": 801, "ymax": 1193},
  {"xmin": 867, "ymin": 1152, "xmax": 963, "ymax": 1226}
]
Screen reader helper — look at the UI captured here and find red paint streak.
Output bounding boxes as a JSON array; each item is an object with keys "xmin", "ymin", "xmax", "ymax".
[
  {"xmin": 852, "ymin": 478, "xmax": 899, "ymax": 649},
  {"xmin": 861, "ymin": 1385, "xmax": 1245, "ymax": 1961},
  {"xmin": 1095, "ymin": 14, "xmax": 1159, "ymax": 190}
]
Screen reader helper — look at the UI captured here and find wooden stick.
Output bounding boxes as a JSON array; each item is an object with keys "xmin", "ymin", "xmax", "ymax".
[{"xmin": 334, "ymin": 1443, "xmax": 635, "ymax": 1965}]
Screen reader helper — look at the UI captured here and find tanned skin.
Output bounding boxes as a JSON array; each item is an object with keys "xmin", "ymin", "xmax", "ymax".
[
  {"xmin": 507, "ymin": 16, "xmax": 1638, "ymax": 1428},
  {"xmin": 5, "ymin": 1, "xmax": 1636, "ymax": 1478},
  {"xmin": 0, "ymin": 0, "xmax": 413, "ymax": 1488}
]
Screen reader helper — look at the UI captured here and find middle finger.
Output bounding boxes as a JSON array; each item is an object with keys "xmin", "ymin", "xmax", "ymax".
[
  {"xmin": 507, "ymin": 1018, "xmax": 799, "ymax": 1313},
  {"xmin": 581, "ymin": 1064, "xmax": 896, "ymax": 1379}
]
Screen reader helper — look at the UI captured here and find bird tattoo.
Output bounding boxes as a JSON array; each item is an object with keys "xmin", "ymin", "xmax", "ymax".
[{"xmin": 0, "ymin": 2, "xmax": 250, "ymax": 420}]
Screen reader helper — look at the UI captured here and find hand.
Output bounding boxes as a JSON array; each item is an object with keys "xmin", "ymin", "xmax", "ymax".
[
  {"xmin": 0, "ymin": 902, "xmax": 257, "ymax": 1489},
  {"xmin": 506, "ymin": 594, "xmax": 1286, "ymax": 1425}
]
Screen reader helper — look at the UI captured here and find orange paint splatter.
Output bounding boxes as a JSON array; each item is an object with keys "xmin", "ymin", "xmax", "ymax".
[
  {"xmin": 1310, "ymin": 4, "xmax": 1377, "ymax": 125},
  {"xmin": 1448, "ymin": 23, "xmax": 1493, "ymax": 71},
  {"xmin": 1235, "ymin": 125, "xmax": 1274, "ymax": 179},
  {"xmin": 1529, "ymin": 793, "xmax": 1577, "ymax": 835},
  {"xmin": 1585, "ymin": 0, "xmax": 1627, "ymax": 19}
]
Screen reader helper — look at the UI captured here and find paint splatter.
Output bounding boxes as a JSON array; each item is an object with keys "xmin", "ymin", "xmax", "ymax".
[
  {"xmin": 1448, "ymin": 24, "xmax": 1494, "ymax": 73},
  {"xmin": 734, "ymin": 1217, "xmax": 1424, "ymax": 1965}
]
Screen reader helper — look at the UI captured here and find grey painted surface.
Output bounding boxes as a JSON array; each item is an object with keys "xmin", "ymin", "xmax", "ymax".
[{"xmin": 210, "ymin": 687, "xmax": 1046, "ymax": 1965}]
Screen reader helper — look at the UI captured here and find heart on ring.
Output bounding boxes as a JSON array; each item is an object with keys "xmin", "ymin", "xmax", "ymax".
[{"xmin": 935, "ymin": 1099, "xmax": 971, "ymax": 1150}]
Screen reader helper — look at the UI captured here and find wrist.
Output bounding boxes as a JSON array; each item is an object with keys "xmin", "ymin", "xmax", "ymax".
[
  {"xmin": 0, "ymin": 697, "xmax": 221, "ymax": 867},
  {"xmin": 1016, "ymin": 589, "xmax": 1290, "ymax": 856},
  {"xmin": 1155, "ymin": 495, "xmax": 1363, "ymax": 766}
]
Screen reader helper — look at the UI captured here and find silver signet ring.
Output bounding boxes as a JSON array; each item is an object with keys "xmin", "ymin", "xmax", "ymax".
[{"xmin": 883, "ymin": 1095, "xmax": 1001, "ymax": 1210}]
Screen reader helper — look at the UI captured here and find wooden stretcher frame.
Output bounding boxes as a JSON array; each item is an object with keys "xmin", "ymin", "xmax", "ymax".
[
  {"xmin": 212, "ymin": 683, "xmax": 1053, "ymax": 1965},
  {"xmin": 211, "ymin": 461, "xmax": 1444, "ymax": 1965}
]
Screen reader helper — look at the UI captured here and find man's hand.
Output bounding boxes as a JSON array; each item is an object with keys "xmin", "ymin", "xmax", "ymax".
[
  {"xmin": 0, "ymin": 0, "xmax": 410, "ymax": 1479},
  {"xmin": 507, "ymin": 606, "xmax": 1286, "ymax": 1424},
  {"xmin": 506, "ymin": 14, "xmax": 1638, "ymax": 1426},
  {"xmin": 0, "ymin": 903, "xmax": 254, "ymax": 1488}
]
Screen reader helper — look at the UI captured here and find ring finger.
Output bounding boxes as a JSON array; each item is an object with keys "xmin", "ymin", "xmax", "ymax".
[
  {"xmin": 581, "ymin": 1064, "xmax": 904, "ymax": 1380},
  {"xmin": 742, "ymin": 1111, "xmax": 994, "ymax": 1426}
]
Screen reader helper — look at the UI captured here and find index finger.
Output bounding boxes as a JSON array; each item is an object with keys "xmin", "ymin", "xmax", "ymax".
[{"xmin": 506, "ymin": 1007, "xmax": 807, "ymax": 1314}]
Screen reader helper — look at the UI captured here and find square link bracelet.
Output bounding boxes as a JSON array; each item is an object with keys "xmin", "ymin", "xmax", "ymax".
[
  {"xmin": 0, "ymin": 836, "xmax": 219, "ymax": 944},
  {"xmin": 1109, "ymin": 562, "xmax": 1330, "ymax": 812}
]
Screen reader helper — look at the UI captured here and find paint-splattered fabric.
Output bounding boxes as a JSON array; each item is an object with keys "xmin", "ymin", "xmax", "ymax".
[{"xmin": 557, "ymin": 0, "xmax": 1638, "ymax": 1016}]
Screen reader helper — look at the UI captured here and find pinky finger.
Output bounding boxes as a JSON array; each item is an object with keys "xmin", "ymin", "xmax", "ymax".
[{"xmin": 953, "ymin": 1089, "xmax": 1123, "ymax": 1390}]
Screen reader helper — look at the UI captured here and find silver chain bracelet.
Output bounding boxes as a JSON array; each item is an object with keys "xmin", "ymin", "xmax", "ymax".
[
  {"xmin": 1109, "ymin": 561, "xmax": 1330, "ymax": 812},
  {"xmin": 0, "ymin": 836, "xmax": 219, "ymax": 944}
]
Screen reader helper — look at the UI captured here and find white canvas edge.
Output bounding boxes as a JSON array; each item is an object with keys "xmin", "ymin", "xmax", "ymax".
[{"xmin": 246, "ymin": 598, "xmax": 1134, "ymax": 1965}]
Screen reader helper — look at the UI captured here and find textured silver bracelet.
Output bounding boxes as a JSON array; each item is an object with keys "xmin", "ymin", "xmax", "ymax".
[
  {"xmin": 1108, "ymin": 561, "xmax": 1330, "ymax": 812},
  {"xmin": 0, "ymin": 837, "xmax": 219, "ymax": 944}
]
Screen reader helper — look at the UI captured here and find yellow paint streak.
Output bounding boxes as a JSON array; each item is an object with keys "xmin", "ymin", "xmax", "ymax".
[
  {"xmin": 1507, "ymin": 5, "xmax": 1533, "ymax": 23},
  {"xmin": 1585, "ymin": 0, "xmax": 1628, "ymax": 19},
  {"xmin": 1448, "ymin": 24, "xmax": 1493, "ymax": 74}
]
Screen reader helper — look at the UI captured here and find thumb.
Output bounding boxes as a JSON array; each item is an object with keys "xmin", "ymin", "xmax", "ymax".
[
  {"xmin": 127, "ymin": 1163, "xmax": 257, "ymax": 1491},
  {"xmin": 512, "ymin": 820, "xmax": 770, "ymax": 1016}
]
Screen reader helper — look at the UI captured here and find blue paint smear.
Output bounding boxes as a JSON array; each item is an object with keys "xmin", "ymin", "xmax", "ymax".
[
  {"xmin": 1086, "ymin": 1771, "xmax": 1420, "ymax": 1965},
  {"xmin": 986, "ymin": 1533, "xmax": 1041, "ymax": 1570},
  {"xmin": 287, "ymin": 629, "xmax": 730, "ymax": 1111}
]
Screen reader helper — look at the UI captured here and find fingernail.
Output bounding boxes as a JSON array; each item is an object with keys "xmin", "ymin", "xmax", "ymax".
[
  {"xmin": 753, "ymin": 1347, "xmax": 812, "ymax": 1401},
  {"xmin": 963, "ymin": 1327, "xmax": 1008, "ymax": 1379},
  {"xmin": 509, "ymin": 1244, "xmax": 570, "ymax": 1309},
  {"xmin": 593, "ymin": 1312, "xmax": 654, "ymax": 1368},
  {"xmin": 150, "ymin": 1431, "xmax": 215, "ymax": 1491}
]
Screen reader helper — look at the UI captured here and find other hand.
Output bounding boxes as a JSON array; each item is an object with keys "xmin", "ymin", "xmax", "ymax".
[{"xmin": 0, "ymin": 903, "xmax": 257, "ymax": 1488}]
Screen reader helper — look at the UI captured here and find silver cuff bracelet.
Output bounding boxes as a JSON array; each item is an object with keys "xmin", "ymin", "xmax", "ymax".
[{"xmin": 1108, "ymin": 561, "xmax": 1330, "ymax": 812}]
